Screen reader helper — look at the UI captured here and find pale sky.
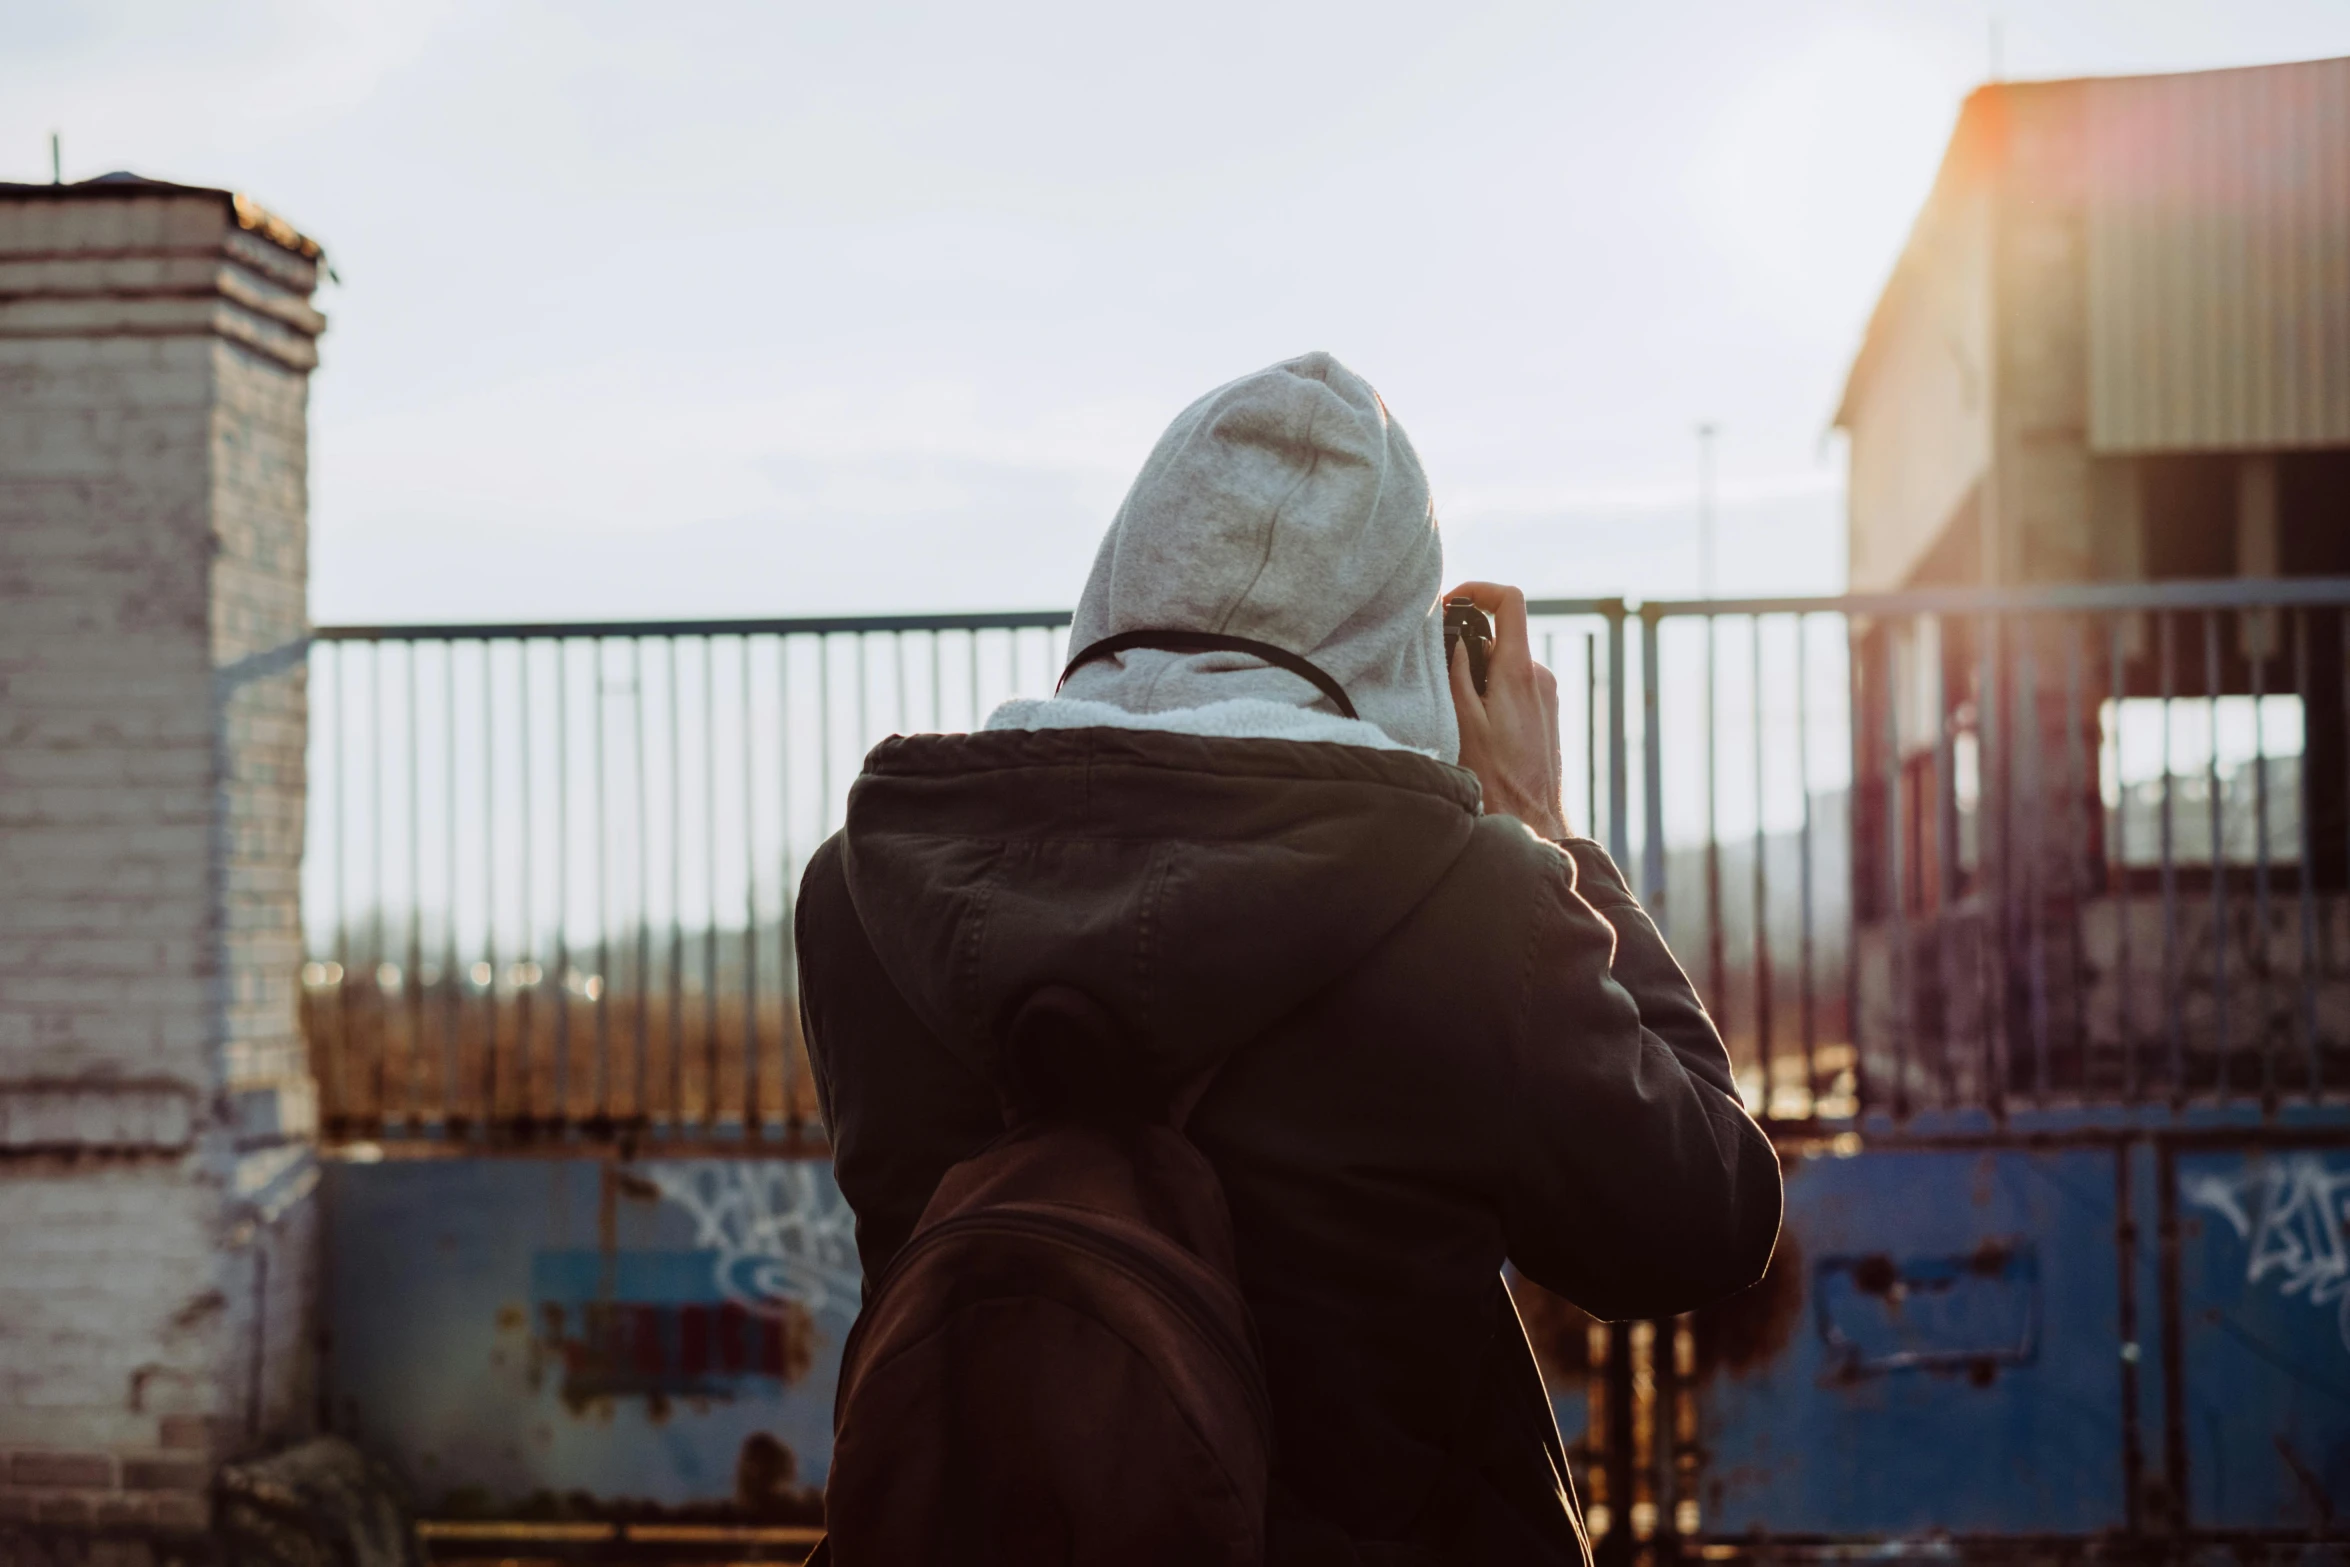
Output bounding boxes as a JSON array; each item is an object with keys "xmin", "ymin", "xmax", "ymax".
[{"xmin": 9, "ymin": 1, "xmax": 2347, "ymax": 624}]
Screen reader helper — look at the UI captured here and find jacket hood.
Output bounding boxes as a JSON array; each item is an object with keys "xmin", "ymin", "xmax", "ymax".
[
  {"xmin": 1062, "ymin": 351, "xmax": 1456, "ymax": 761},
  {"xmin": 837, "ymin": 725, "xmax": 1480, "ymax": 1096}
]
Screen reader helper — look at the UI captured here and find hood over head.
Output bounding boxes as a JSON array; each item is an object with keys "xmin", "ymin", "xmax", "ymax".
[{"xmin": 1061, "ymin": 351, "xmax": 1456, "ymax": 761}]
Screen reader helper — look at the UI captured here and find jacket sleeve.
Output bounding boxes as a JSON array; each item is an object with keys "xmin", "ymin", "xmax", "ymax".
[{"xmin": 1497, "ymin": 836, "xmax": 1782, "ymax": 1321}]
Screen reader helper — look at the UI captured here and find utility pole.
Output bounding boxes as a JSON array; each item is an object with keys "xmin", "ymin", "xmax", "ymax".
[
  {"xmin": 49, "ymin": 133, "xmax": 60, "ymax": 185},
  {"xmin": 1695, "ymin": 421, "xmax": 1719, "ymax": 598}
]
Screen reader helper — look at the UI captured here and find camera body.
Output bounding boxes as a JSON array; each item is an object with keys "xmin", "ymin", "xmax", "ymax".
[{"xmin": 1443, "ymin": 596, "xmax": 1493, "ymax": 697}]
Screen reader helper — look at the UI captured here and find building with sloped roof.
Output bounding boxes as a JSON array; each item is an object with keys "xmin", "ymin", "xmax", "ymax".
[
  {"xmin": 1837, "ymin": 53, "xmax": 2350, "ymax": 596},
  {"xmin": 1837, "ymin": 57, "xmax": 2350, "ymax": 1115}
]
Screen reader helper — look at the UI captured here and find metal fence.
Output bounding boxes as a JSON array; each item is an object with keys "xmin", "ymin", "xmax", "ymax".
[
  {"xmin": 303, "ymin": 611, "xmax": 1072, "ymax": 1141},
  {"xmin": 1581, "ymin": 578, "xmax": 2350, "ymax": 1564},
  {"xmin": 301, "ymin": 602, "xmax": 1619, "ymax": 1142},
  {"xmin": 1804, "ymin": 577, "xmax": 2350, "ymax": 1120},
  {"xmin": 305, "ymin": 580, "xmax": 2350, "ymax": 1561},
  {"xmin": 304, "ymin": 579, "xmax": 2350, "ymax": 1143}
]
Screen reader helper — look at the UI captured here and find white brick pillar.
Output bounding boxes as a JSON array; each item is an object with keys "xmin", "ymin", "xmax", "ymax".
[{"xmin": 0, "ymin": 177, "xmax": 327, "ymax": 1552}]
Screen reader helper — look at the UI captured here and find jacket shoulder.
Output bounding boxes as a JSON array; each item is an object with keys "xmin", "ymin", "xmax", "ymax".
[
  {"xmin": 1446, "ymin": 815, "xmax": 1579, "ymax": 905},
  {"xmin": 800, "ymin": 830, "xmax": 849, "ymax": 908}
]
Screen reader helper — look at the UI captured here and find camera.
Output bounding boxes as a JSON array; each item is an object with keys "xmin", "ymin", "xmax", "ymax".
[{"xmin": 1443, "ymin": 596, "xmax": 1493, "ymax": 697}]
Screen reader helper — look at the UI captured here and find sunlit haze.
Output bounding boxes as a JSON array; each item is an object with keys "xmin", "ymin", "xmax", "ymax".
[{"xmin": 8, "ymin": 0, "xmax": 2346, "ymax": 621}]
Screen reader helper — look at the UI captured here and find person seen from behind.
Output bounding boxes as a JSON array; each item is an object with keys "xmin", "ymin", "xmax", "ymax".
[{"xmin": 795, "ymin": 351, "xmax": 1783, "ymax": 1566}]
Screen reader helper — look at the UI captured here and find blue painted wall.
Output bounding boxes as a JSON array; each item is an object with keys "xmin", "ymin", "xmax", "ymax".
[
  {"xmin": 323, "ymin": 1156, "xmax": 858, "ymax": 1514},
  {"xmin": 2174, "ymin": 1144, "xmax": 2350, "ymax": 1530},
  {"xmin": 1696, "ymin": 1145, "xmax": 2130, "ymax": 1536},
  {"xmin": 324, "ymin": 1137, "xmax": 2349, "ymax": 1536}
]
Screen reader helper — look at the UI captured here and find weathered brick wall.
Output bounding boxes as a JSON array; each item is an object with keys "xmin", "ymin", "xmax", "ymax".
[
  {"xmin": 0, "ymin": 330, "xmax": 218, "ymax": 1100},
  {"xmin": 0, "ymin": 1165, "xmax": 223, "ymax": 1534},
  {"xmin": 211, "ymin": 337, "xmax": 317, "ymax": 1139},
  {"xmin": 0, "ymin": 184, "xmax": 326, "ymax": 1553}
]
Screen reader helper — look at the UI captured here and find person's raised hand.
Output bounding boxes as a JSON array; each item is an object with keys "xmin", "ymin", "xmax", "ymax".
[{"xmin": 1446, "ymin": 581, "xmax": 1569, "ymax": 841}]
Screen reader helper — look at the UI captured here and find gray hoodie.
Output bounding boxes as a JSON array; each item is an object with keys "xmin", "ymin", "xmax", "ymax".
[{"xmin": 1058, "ymin": 351, "xmax": 1457, "ymax": 760}]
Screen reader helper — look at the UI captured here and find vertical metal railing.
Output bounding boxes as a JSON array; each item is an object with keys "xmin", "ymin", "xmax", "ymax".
[
  {"xmin": 1527, "ymin": 601, "xmax": 1630, "ymax": 855},
  {"xmin": 305, "ymin": 605, "xmax": 1629, "ymax": 1142},
  {"xmin": 302, "ymin": 611, "xmax": 1073, "ymax": 1142},
  {"xmin": 1634, "ymin": 578, "xmax": 2350, "ymax": 1133},
  {"xmin": 1634, "ymin": 601, "xmax": 1859, "ymax": 1126},
  {"xmin": 306, "ymin": 582, "xmax": 2350, "ymax": 1146}
]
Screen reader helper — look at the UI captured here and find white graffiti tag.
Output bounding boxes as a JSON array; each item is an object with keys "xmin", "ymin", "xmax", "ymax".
[
  {"xmin": 641, "ymin": 1162, "xmax": 863, "ymax": 1320},
  {"xmin": 2181, "ymin": 1153, "xmax": 2350, "ymax": 1354}
]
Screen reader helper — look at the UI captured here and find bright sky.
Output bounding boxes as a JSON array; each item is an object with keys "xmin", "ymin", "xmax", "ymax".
[{"xmin": 9, "ymin": 1, "xmax": 2347, "ymax": 624}]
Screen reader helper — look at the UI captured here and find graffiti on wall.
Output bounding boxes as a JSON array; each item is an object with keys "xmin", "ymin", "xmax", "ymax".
[
  {"xmin": 640, "ymin": 1162, "xmax": 862, "ymax": 1320},
  {"xmin": 2182, "ymin": 1152, "xmax": 2350, "ymax": 1354}
]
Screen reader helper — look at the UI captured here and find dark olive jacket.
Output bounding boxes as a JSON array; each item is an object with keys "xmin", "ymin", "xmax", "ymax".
[{"xmin": 796, "ymin": 725, "xmax": 1782, "ymax": 1565}]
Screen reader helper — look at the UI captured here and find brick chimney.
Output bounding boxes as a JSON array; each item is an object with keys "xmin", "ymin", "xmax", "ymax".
[{"xmin": 0, "ymin": 175, "xmax": 328, "ymax": 1553}]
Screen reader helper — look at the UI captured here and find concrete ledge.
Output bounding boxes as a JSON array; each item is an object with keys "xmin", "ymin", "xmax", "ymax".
[
  {"xmin": 0, "ymin": 258, "xmax": 324, "ymax": 337},
  {"xmin": 0, "ymin": 1081, "xmax": 198, "ymax": 1152},
  {"xmin": 0, "ymin": 296, "xmax": 320, "ymax": 371}
]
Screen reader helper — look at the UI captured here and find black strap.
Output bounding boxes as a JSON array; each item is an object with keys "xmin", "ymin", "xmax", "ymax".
[{"xmin": 1056, "ymin": 630, "xmax": 1358, "ymax": 721}]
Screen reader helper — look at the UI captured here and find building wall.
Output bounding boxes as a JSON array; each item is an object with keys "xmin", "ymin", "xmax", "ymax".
[
  {"xmin": 1840, "ymin": 100, "xmax": 1997, "ymax": 593},
  {"xmin": 1988, "ymin": 80, "xmax": 2096, "ymax": 585},
  {"xmin": 0, "ymin": 1163, "xmax": 224, "ymax": 1533},
  {"xmin": 0, "ymin": 187, "xmax": 324, "ymax": 1549},
  {"xmin": 210, "ymin": 334, "xmax": 316, "ymax": 1137},
  {"xmin": 0, "ymin": 329, "xmax": 220, "ymax": 1097},
  {"xmin": 2087, "ymin": 56, "xmax": 2350, "ymax": 454},
  {"xmin": 1846, "ymin": 55, "xmax": 2350, "ymax": 595}
]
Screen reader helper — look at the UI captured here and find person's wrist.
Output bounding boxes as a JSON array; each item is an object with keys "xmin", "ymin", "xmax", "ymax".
[{"xmin": 1481, "ymin": 775, "xmax": 1567, "ymax": 839}]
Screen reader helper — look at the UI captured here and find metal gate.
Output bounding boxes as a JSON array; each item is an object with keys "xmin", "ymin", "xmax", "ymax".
[{"xmin": 305, "ymin": 581, "xmax": 2350, "ymax": 1557}]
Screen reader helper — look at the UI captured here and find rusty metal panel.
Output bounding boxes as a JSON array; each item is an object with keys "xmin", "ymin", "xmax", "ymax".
[
  {"xmin": 2172, "ymin": 1141, "xmax": 2350, "ymax": 1528},
  {"xmin": 1692, "ymin": 1145, "xmax": 2128, "ymax": 1537},
  {"xmin": 2087, "ymin": 58, "xmax": 2350, "ymax": 454},
  {"xmin": 322, "ymin": 1156, "xmax": 857, "ymax": 1519}
]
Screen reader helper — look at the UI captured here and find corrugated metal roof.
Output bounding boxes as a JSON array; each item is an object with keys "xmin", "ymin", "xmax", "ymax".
[{"xmin": 2086, "ymin": 56, "xmax": 2350, "ymax": 452}]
